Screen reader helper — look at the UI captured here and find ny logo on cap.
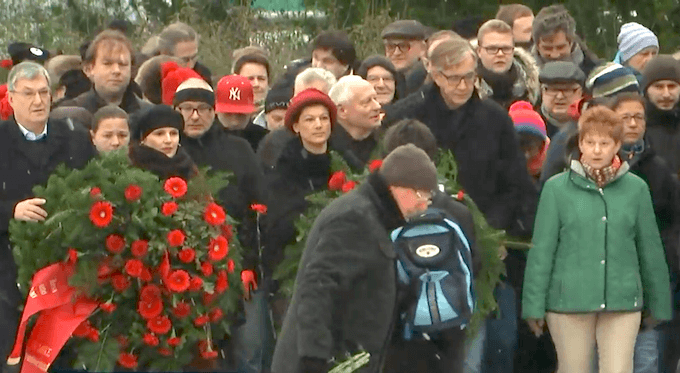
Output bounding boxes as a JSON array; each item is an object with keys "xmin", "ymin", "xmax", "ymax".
[{"xmin": 229, "ymin": 87, "xmax": 241, "ymax": 101}]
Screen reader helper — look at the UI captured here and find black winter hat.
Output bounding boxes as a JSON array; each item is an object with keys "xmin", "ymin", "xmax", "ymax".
[
  {"xmin": 642, "ymin": 55, "xmax": 680, "ymax": 92},
  {"xmin": 357, "ymin": 55, "xmax": 398, "ymax": 80},
  {"xmin": 137, "ymin": 105, "xmax": 184, "ymax": 140},
  {"xmin": 380, "ymin": 144, "xmax": 438, "ymax": 192},
  {"xmin": 8, "ymin": 42, "xmax": 51, "ymax": 66},
  {"xmin": 265, "ymin": 82, "xmax": 293, "ymax": 113}
]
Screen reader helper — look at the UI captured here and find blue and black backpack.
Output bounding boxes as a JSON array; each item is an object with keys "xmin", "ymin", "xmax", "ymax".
[{"xmin": 391, "ymin": 207, "xmax": 475, "ymax": 338}]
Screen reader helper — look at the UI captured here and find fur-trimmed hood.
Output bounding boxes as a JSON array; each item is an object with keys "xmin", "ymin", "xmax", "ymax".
[{"xmin": 470, "ymin": 39, "xmax": 540, "ymax": 106}]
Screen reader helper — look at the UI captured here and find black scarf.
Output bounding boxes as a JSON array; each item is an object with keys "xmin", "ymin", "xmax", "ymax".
[
  {"xmin": 129, "ymin": 143, "xmax": 196, "ymax": 180},
  {"xmin": 478, "ymin": 63, "xmax": 518, "ymax": 102},
  {"xmin": 277, "ymin": 137, "xmax": 331, "ymax": 192},
  {"xmin": 645, "ymin": 100, "xmax": 680, "ymax": 130}
]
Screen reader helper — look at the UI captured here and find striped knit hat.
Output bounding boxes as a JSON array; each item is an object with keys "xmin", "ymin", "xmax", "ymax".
[
  {"xmin": 586, "ymin": 62, "xmax": 640, "ymax": 98},
  {"xmin": 509, "ymin": 101, "xmax": 546, "ymax": 140},
  {"xmin": 617, "ymin": 22, "xmax": 658, "ymax": 64}
]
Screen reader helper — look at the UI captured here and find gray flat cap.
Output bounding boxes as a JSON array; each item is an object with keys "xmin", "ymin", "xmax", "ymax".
[
  {"xmin": 539, "ymin": 61, "xmax": 586, "ymax": 86},
  {"xmin": 381, "ymin": 20, "xmax": 427, "ymax": 40}
]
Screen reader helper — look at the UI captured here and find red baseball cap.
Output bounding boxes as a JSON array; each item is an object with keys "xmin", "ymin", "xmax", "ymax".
[{"xmin": 215, "ymin": 75, "xmax": 255, "ymax": 114}]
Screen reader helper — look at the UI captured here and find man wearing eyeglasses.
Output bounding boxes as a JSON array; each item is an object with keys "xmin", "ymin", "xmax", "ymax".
[
  {"xmin": 475, "ymin": 20, "xmax": 540, "ymax": 109},
  {"xmin": 384, "ymin": 38, "xmax": 537, "ymax": 239},
  {"xmin": 0, "ymin": 61, "xmax": 95, "ymax": 371},
  {"xmin": 537, "ymin": 61, "xmax": 584, "ymax": 138},
  {"xmin": 381, "ymin": 20, "xmax": 429, "ymax": 96},
  {"xmin": 157, "ymin": 22, "xmax": 212, "ymax": 83}
]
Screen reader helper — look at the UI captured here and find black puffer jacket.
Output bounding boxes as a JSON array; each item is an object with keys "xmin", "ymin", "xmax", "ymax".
[
  {"xmin": 384, "ymin": 83, "xmax": 538, "ymax": 237},
  {"xmin": 182, "ymin": 123, "xmax": 265, "ymax": 271},
  {"xmin": 262, "ymin": 138, "xmax": 331, "ymax": 280},
  {"xmin": 271, "ymin": 172, "xmax": 405, "ymax": 373}
]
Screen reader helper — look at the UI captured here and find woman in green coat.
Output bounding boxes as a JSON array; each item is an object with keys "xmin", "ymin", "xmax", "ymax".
[{"xmin": 522, "ymin": 105, "xmax": 672, "ymax": 373}]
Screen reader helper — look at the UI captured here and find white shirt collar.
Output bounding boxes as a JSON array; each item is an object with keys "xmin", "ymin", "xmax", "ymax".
[{"xmin": 16, "ymin": 121, "xmax": 47, "ymax": 141}]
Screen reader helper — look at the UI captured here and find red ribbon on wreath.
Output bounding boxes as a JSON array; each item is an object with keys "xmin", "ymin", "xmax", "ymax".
[{"xmin": 7, "ymin": 255, "xmax": 99, "ymax": 373}]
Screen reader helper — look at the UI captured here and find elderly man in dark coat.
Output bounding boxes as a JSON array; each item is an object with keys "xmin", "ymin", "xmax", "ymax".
[
  {"xmin": 271, "ymin": 144, "xmax": 439, "ymax": 373},
  {"xmin": 0, "ymin": 61, "xmax": 95, "ymax": 371}
]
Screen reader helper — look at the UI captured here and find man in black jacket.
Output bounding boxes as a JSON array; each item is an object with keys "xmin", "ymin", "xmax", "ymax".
[
  {"xmin": 384, "ymin": 38, "xmax": 537, "ymax": 238},
  {"xmin": 328, "ymin": 76, "xmax": 382, "ymax": 170},
  {"xmin": 271, "ymin": 144, "xmax": 439, "ymax": 373},
  {"xmin": 55, "ymin": 30, "xmax": 151, "ymax": 135},
  {"xmin": 0, "ymin": 62, "xmax": 95, "ymax": 371},
  {"xmin": 641, "ymin": 55, "xmax": 680, "ymax": 176}
]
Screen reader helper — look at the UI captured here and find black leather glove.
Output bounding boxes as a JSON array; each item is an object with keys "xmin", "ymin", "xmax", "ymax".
[{"xmin": 299, "ymin": 356, "xmax": 328, "ymax": 373}]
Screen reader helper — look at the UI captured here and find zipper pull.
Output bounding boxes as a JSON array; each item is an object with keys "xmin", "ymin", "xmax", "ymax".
[{"xmin": 599, "ymin": 188, "xmax": 604, "ymax": 195}]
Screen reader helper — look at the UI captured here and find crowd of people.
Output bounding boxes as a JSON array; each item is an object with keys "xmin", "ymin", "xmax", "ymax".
[{"xmin": 1, "ymin": 2, "xmax": 680, "ymax": 373}]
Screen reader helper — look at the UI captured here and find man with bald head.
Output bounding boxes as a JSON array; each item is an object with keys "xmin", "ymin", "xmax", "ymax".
[{"xmin": 328, "ymin": 75, "xmax": 383, "ymax": 169}]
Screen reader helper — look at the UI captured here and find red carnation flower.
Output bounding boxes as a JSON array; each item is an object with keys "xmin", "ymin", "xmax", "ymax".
[
  {"xmin": 250, "ymin": 203, "xmax": 267, "ymax": 215},
  {"xmin": 200, "ymin": 262, "xmax": 213, "ymax": 276},
  {"xmin": 227, "ymin": 259, "xmax": 235, "ymax": 273},
  {"xmin": 159, "ymin": 251, "xmax": 170, "ymax": 280},
  {"xmin": 204, "ymin": 203, "xmax": 226, "ymax": 225},
  {"xmin": 167, "ymin": 229, "xmax": 186, "ymax": 247},
  {"xmin": 171, "ymin": 301, "xmax": 191, "ymax": 319},
  {"xmin": 208, "ymin": 236, "xmax": 229, "ymax": 261},
  {"xmin": 106, "ymin": 234, "xmax": 126, "ymax": 254},
  {"xmin": 164, "ymin": 177, "xmax": 188, "ymax": 198},
  {"xmin": 168, "ymin": 337, "xmax": 181, "ymax": 347},
  {"xmin": 131, "ymin": 240, "xmax": 149, "ymax": 258},
  {"xmin": 87, "ymin": 328, "xmax": 100, "ymax": 342},
  {"xmin": 178, "ymin": 247, "xmax": 195, "ymax": 263},
  {"xmin": 143, "ymin": 333, "xmax": 159, "ymax": 346},
  {"xmin": 158, "ymin": 347, "xmax": 172, "ymax": 356},
  {"xmin": 118, "ymin": 352, "xmax": 138, "ymax": 369},
  {"xmin": 166, "ymin": 270, "xmax": 190, "ymax": 292},
  {"xmin": 189, "ymin": 276, "xmax": 203, "ymax": 291},
  {"xmin": 147, "ymin": 315, "xmax": 172, "ymax": 335},
  {"xmin": 194, "ymin": 314, "xmax": 210, "ymax": 327},
  {"xmin": 141, "ymin": 267, "xmax": 152, "ymax": 282},
  {"xmin": 141, "ymin": 284, "xmax": 162, "ymax": 302},
  {"xmin": 90, "ymin": 201, "xmax": 113, "ymax": 227},
  {"xmin": 124, "ymin": 184, "xmax": 142, "ymax": 202},
  {"xmin": 116, "ymin": 335, "xmax": 129, "ymax": 347},
  {"xmin": 456, "ymin": 190, "xmax": 465, "ymax": 201},
  {"xmin": 138, "ymin": 297, "xmax": 163, "ymax": 320},
  {"xmin": 97, "ymin": 260, "xmax": 114, "ymax": 279},
  {"xmin": 328, "ymin": 171, "xmax": 346, "ymax": 191},
  {"xmin": 368, "ymin": 159, "xmax": 383, "ymax": 172},
  {"xmin": 341, "ymin": 181, "xmax": 357, "ymax": 193},
  {"xmin": 220, "ymin": 224, "xmax": 234, "ymax": 242},
  {"xmin": 100, "ymin": 302, "xmax": 116, "ymax": 313},
  {"xmin": 111, "ymin": 274, "xmax": 130, "ymax": 292},
  {"xmin": 67, "ymin": 248, "xmax": 78, "ymax": 264},
  {"xmin": 210, "ymin": 307, "xmax": 224, "ymax": 322},
  {"xmin": 200, "ymin": 342, "xmax": 218, "ymax": 359},
  {"xmin": 203, "ymin": 292, "xmax": 216, "ymax": 305},
  {"xmin": 72, "ymin": 320, "xmax": 91, "ymax": 337},
  {"xmin": 0, "ymin": 59, "xmax": 11, "ymax": 69},
  {"xmin": 215, "ymin": 270, "xmax": 229, "ymax": 293},
  {"xmin": 90, "ymin": 187, "xmax": 101, "ymax": 198},
  {"xmin": 125, "ymin": 259, "xmax": 143, "ymax": 278},
  {"xmin": 161, "ymin": 201, "xmax": 178, "ymax": 216}
]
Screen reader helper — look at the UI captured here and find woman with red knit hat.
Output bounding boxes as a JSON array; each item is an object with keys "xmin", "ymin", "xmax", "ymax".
[
  {"xmin": 262, "ymin": 88, "xmax": 337, "ymax": 329},
  {"xmin": 509, "ymin": 101, "xmax": 550, "ymax": 183}
]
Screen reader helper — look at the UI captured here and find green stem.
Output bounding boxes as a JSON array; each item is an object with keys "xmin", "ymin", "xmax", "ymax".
[{"xmin": 94, "ymin": 323, "xmax": 112, "ymax": 371}]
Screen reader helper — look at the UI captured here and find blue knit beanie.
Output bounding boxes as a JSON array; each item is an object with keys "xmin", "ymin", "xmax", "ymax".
[{"xmin": 617, "ymin": 22, "xmax": 658, "ymax": 64}]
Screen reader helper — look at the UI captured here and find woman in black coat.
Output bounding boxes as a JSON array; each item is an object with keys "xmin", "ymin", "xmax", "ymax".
[
  {"xmin": 263, "ymin": 88, "xmax": 337, "ymax": 298},
  {"xmin": 129, "ymin": 104, "xmax": 196, "ymax": 180}
]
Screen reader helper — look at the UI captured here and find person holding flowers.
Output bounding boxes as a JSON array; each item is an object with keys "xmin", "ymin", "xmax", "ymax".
[{"xmin": 129, "ymin": 104, "xmax": 197, "ymax": 180}]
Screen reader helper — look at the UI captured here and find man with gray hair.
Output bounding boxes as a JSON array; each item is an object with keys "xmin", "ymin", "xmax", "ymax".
[
  {"xmin": 293, "ymin": 67, "xmax": 337, "ymax": 96},
  {"xmin": 157, "ymin": 21, "xmax": 212, "ymax": 82},
  {"xmin": 385, "ymin": 38, "xmax": 537, "ymax": 238},
  {"xmin": 328, "ymin": 75, "xmax": 382, "ymax": 169},
  {"xmin": 0, "ymin": 61, "xmax": 95, "ymax": 369}
]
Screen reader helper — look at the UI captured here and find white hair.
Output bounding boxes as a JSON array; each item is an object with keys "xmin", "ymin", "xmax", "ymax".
[
  {"xmin": 294, "ymin": 67, "xmax": 337, "ymax": 94},
  {"xmin": 328, "ymin": 75, "xmax": 366, "ymax": 105},
  {"xmin": 8, "ymin": 61, "xmax": 51, "ymax": 91}
]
